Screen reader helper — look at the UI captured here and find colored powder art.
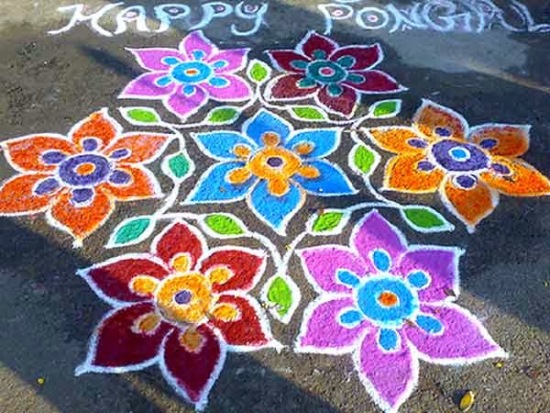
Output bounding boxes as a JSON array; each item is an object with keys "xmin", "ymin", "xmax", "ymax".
[{"xmin": 1, "ymin": 25, "xmax": 549, "ymax": 413}]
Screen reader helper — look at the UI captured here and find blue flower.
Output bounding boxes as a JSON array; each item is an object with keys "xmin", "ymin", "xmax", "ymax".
[{"xmin": 187, "ymin": 110, "xmax": 356, "ymax": 234}]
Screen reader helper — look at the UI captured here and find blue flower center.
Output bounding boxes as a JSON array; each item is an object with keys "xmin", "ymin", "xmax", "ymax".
[
  {"xmin": 431, "ymin": 140, "xmax": 489, "ymax": 172},
  {"xmin": 58, "ymin": 154, "xmax": 111, "ymax": 187},
  {"xmin": 306, "ymin": 60, "xmax": 347, "ymax": 84},
  {"xmin": 171, "ymin": 61, "xmax": 212, "ymax": 84}
]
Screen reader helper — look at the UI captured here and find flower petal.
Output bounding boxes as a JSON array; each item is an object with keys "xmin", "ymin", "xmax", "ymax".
[
  {"xmin": 209, "ymin": 294, "xmax": 272, "ymax": 349},
  {"xmin": 353, "ymin": 210, "xmax": 407, "ymax": 271},
  {"xmin": 330, "ymin": 44, "xmax": 382, "ymax": 70},
  {"xmin": 152, "ymin": 221, "xmax": 206, "ymax": 270},
  {"xmin": 48, "ymin": 188, "xmax": 114, "ymax": 241},
  {"xmin": 413, "ymin": 100, "xmax": 468, "ymax": 141},
  {"xmin": 187, "ymin": 162, "xmax": 254, "ymax": 203},
  {"xmin": 179, "ymin": 30, "xmax": 216, "ymax": 60},
  {"xmin": 128, "ymin": 47, "xmax": 186, "ymax": 71},
  {"xmin": 248, "ymin": 180, "xmax": 304, "ymax": 235},
  {"xmin": 405, "ymin": 303, "xmax": 507, "ymax": 364},
  {"xmin": 2, "ymin": 135, "xmax": 76, "ymax": 173},
  {"xmin": 160, "ymin": 325, "xmax": 226, "ymax": 410},
  {"xmin": 480, "ymin": 157, "xmax": 550, "ymax": 196},
  {"xmin": 285, "ymin": 129, "xmax": 340, "ymax": 158},
  {"xmin": 293, "ymin": 160, "xmax": 356, "ymax": 196},
  {"xmin": 265, "ymin": 74, "xmax": 318, "ymax": 101},
  {"xmin": 300, "ymin": 32, "xmax": 338, "ymax": 59},
  {"xmin": 76, "ymin": 303, "xmax": 172, "ymax": 374},
  {"xmin": 243, "ymin": 109, "xmax": 293, "ymax": 146},
  {"xmin": 266, "ymin": 50, "xmax": 309, "ymax": 72},
  {"xmin": 200, "ymin": 248, "xmax": 266, "ymax": 293},
  {"xmin": 165, "ymin": 85, "xmax": 208, "ymax": 119},
  {"xmin": 297, "ymin": 297, "xmax": 370, "ymax": 354},
  {"xmin": 383, "ymin": 153, "xmax": 444, "ymax": 193},
  {"xmin": 103, "ymin": 165, "xmax": 162, "ymax": 200},
  {"xmin": 194, "ymin": 131, "xmax": 256, "ymax": 160},
  {"xmin": 0, "ymin": 174, "xmax": 55, "ymax": 215},
  {"xmin": 355, "ymin": 331, "xmax": 418, "ymax": 413},
  {"xmin": 344, "ymin": 70, "xmax": 403, "ymax": 93},
  {"xmin": 441, "ymin": 175, "xmax": 498, "ymax": 230},
  {"xmin": 202, "ymin": 74, "xmax": 252, "ymax": 101},
  {"xmin": 396, "ymin": 247, "xmax": 461, "ymax": 303},
  {"xmin": 469, "ymin": 124, "xmax": 530, "ymax": 157},
  {"xmin": 104, "ymin": 134, "xmax": 170, "ymax": 164},
  {"xmin": 206, "ymin": 48, "xmax": 249, "ymax": 73},
  {"xmin": 317, "ymin": 84, "xmax": 358, "ymax": 117},
  {"xmin": 120, "ymin": 72, "xmax": 176, "ymax": 98},
  {"xmin": 298, "ymin": 246, "xmax": 368, "ymax": 294},
  {"xmin": 70, "ymin": 109, "xmax": 121, "ymax": 150},
  {"xmin": 367, "ymin": 127, "xmax": 431, "ymax": 154},
  {"xmin": 79, "ymin": 255, "xmax": 169, "ymax": 305}
]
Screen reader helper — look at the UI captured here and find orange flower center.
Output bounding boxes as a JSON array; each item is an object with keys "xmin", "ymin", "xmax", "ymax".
[
  {"xmin": 75, "ymin": 162, "xmax": 97, "ymax": 175},
  {"xmin": 378, "ymin": 291, "xmax": 399, "ymax": 307}
]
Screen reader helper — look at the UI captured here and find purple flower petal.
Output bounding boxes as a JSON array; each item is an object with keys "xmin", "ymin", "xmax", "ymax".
[
  {"xmin": 164, "ymin": 85, "xmax": 208, "ymax": 119},
  {"xmin": 120, "ymin": 72, "xmax": 175, "ymax": 98},
  {"xmin": 128, "ymin": 48, "xmax": 186, "ymax": 71},
  {"xmin": 355, "ymin": 330, "xmax": 418, "ymax": 413},
  {"xmin": 71, "ymin": 188, "xmax": 94, "ymax": 205},
  {"xmin": 316, "ymin": 84, "xmax": 358, "ymax": 118},
  {"xmin": 206, "ymin": 49, "xmax": 249, "ymax": 73},
  {"xmin": 396, "ymin": 247, "xmax": 461, "ymax": 303},
  {"xmin": 202, "ymin": 74, "xmax": 252, "ymax": 101},
  {"xmin": 179, "ymin": 31, "xmax": 216, "ymax": 60},
  {"xmin": 404, "ymin": 303, "xmax": 506, "ymax": 364},
  {"xmin": 296, "ymin": 297, "xmax": 370, "ymax": 354},
  {"xmin": 353, "ymin": 211, "xmax": 407, "ymax": 273},
  {"xmin": 34, "ymin": 178, "xmax": 61, "ymax": 195},
  {"xmin": 343, "ymin": 70, "xmax": 404, "ymax": 93},
  {"xmin": 329, "ymin": 44, "xmax": 382, "ymax": 70},
  {"xmin": 298, "ymin": 246, "xmax": 368, "ymax": 294}
]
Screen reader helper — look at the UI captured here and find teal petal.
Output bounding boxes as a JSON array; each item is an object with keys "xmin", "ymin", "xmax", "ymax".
[{"xmin": 327, "ymin": 84, "xmax": 343, "ymax": 97}]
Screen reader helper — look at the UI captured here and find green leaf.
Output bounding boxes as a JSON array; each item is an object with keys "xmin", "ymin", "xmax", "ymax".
[
  {"xmin": 203, "ymin": 214, "xmax": 246, "ymax": 236},
  {"xmin": 312, "ymin": 211, "xmax": 344, "ymax": 232},
  {"xmin": 121, "ymin": 107, "xmax": 161, "ymax": 125},
  {"xmin": 247, "ymin": 59, "xmax": 271, "ymax": 84},
  {"xmin": 351, "ymin": 144, "xmax": 378, "ymax": 175},
  {"xmin": 290, "ymin": 106, "xmax": 328, "ymax": 121},
  {"xmin": 162, "ymin": 152, "xmax": 191, "ymax": 181},
  {"xmin": 108, "ymin": 217, "xmax": 155, "ymax": 247},
  {"xmin": 370, "ymin": 99, "xmax": 402, "ymax": 118},
  {"xmin": 206, "ymin": 106, "xmax": 240, "ymax": 124},
  {"xmin": 401, "ymin": 206, "xmax": 454, "ymax": 233},
  {"xmin": 266, "ymin": 276, "xmax": 293, "ymax": 318}
]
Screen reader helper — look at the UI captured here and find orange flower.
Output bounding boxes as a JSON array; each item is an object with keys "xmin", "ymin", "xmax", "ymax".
[
  {"xmin": 0, "ymin": 109, "xmax": 171, "ymax": 243},
  {"xmin": 366, "ymin": 100, "xmax": 550, "ymax": 231}
]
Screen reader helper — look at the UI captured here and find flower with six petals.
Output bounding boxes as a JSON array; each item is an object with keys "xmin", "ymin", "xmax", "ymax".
[
  {"xmin": 366, "ymin": 100, "xmax": 550, "ymax": 231},
  {"xmin": 77, "ymin": 221, "xmax": 274, "ymax": 410},
  {"xmin": 296, "ymin": 211, "xmax": 506, "ymax": 413},
  {"xmin": 0, "ymin": 109, "xmax": 170, "ymax": 243}
]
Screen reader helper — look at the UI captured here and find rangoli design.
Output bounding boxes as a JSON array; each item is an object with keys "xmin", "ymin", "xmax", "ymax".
[{"xmin": 1, "ymin": 29, "xmax": 549, "ymax": 413}]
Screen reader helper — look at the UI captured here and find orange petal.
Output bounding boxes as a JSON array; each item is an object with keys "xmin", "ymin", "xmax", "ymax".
[
  {"xmin": 480, "ymin": 157, "xmax": 550, "ymax": 196},
  {"xmin": 49, "ymin": 188, "xmax": 114, "ymax": 240},
  {"xmin": 441, "ymin": 175, "xmax": 498, "ymax": 230},
  {"xmin": 383, "ymin": 154, "xmax": 444, "ymax": 193},
  {"xmin": 0, "ymin": 174, "xmax": 54, "ymax": 214},
  {"xmin": 262, "ymin": 132, "xmax": 281, "ymax": 147},
  {"xmin": 267, "ymin": 178, "xmax": 290, "ymax": 196},
  {"xmin": 132, "ymin": 312, "xmax": 162, "ymax": 335},
  {"xmin": 297, "ymin": 165, "xmax": 320, "ymax": 179},
  {"xmin": 413, "ymin": 100, "xmax": 468, "ymax": 141},
  {"xmin": 469, "ymin": 124, "xmax": 530, "ymax": 157},
  {"xmin": 104, "ymin": 133, "xmax": 170, "ymax": 164},
  {"xmin": 2, "ymin": 135, "xmax": 76, "ymax": 172},
  {"xmin": 103, "ymin": 165, "xmax": 161, "ymax": 200},
  {"xmin": 233, "ymin": 144, "xmax": 252, "ymax": 159},
  {"xmin": 70, "ymin": 109, "xmax": 120, "ymax": 150},
  {"xmin": 366, "ymin": 127, "xmax": 429, "ymax": 154},
  {"xmin": 294, "ymin": 142, "xmax": 314, "ymax": 156},
  {"xmin": 227, "ymin": 167, "xmax": 252, "ymax": 184}
]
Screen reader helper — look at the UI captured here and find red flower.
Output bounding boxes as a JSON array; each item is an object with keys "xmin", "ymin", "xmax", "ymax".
[
  {"xmin": 0, "ymin": 109, "xmax": 170, "ymax": 243},
  {"xmin": 77, "ymin": 221, "xmax": 274, "ymax": 410},
  {"xmin": 266, "ymin": 32, "xmax": 404, "ymax": 117}
]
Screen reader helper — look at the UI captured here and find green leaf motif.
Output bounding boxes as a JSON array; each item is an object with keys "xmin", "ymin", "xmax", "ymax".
[
  {"xmin": 207, "ymin": 107, "xmax": 240, "ymax": 124},
  {"xmin": 266, "ymin": 277, "xmax": 293, "ymax": 317},
  {"xmin": 371, "ymin": 99, "xmax": 401, "ymax": 118},
  {"xmin": 401, "ymin": 207, "xmax": 454, "ymax": 232},
  {"xmin": 110, "ymin": 217, "xmax": 154, "ymax": 247},
  {"xmin": 312, "ymin": 211, "xmax": 344, "ymax": 232},
  {"xmin": 122, "ymin": 107, "xmax": 161, "ymax": 124},
  {"xmin": 352, "ymin": 144, "xmax": 377, "ymax": 175},
  {"xmin": 163, "ymin": 153, "xmax": 191, "ymax": 180},
  {"xmin": 204, "ymin": 214, "xmax": 246, "ymax": 236},
  {"xmin": 290, "ymin": 106, "xmax": 328, "ymax": 121},
  {"xmin": 247, "ymin": 59, "xmax": 271, "ymax": 84}
]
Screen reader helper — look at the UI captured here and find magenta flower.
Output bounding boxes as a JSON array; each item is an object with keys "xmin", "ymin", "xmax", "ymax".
[
  {"xmin": 120, "ymin": 31, "xmax": 252, "ymax": 120},
  {"xmin": 296, "ymin": 211, "xmax": 506, "ymax": 413},
  {"xmin": 266, "ymin": 32, "xmax": 405, "ymax": 118}
]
